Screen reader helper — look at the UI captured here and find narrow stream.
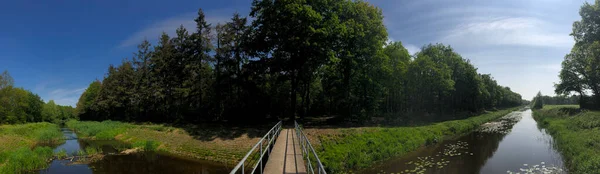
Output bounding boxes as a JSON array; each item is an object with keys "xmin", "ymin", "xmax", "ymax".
[
  {"xmin": 35, "ymin": 128, "xmax": 230, "ymax": 174},
  {"xmin": 361, "ymin": 109, "xmax": 565, "ymax": 174}
]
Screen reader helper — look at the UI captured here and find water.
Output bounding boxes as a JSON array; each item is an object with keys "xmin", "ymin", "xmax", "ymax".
[
  {"xmin": 360, "ymin": 109, "xmax": 565, "ymax": 174},
  {"xmin": 37, "ymin": 128, "xmax": 230, "ymax": 174}
]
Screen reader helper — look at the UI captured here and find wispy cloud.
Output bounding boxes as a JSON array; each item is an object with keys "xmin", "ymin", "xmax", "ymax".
[
  {"xmin": 440, "ymin": 17, "xmax": 573, "ymax": 49},
  {"xmin": 119, "ymin": 9, "xmax": 236, "ymax": 48},
  {"xmin": 46, "ymin": 87, "xmax": 86, "ymax": 107}
]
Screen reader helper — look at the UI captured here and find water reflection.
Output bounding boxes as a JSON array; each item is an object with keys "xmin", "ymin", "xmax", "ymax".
[
  {"xmin": 89, "ymin": 152, "xmax": 229, "ymax": 174},
  {"xmin": 37, "ymin": 128, "xmax": 230, "ymax": 174},
  {"xmin": 360, "ymin": 109, "xmax": 565, "ymax": 174}
]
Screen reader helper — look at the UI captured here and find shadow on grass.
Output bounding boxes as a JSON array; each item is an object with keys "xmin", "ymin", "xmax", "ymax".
[
  {"xmin": 172, "ymin": 107, "xmax": 521, "ymax": 141},
  {"xmin": 174, "ymin": 120, "xmax": 281, "ymax": 141},
  {"xmin": 299, "ymin": 111, "xmax": 495, "ymax": 129}
]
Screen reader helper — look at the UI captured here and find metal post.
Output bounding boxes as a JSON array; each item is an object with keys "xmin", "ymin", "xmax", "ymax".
[{"xmin": 260, "ymin": 141, "xmax": 263, "ymax": 174}]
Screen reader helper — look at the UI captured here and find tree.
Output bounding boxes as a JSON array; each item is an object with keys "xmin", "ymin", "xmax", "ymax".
[
  {"xmin": 380, "ymin": 41, "xmax": 410, "ymax": 115},
  {"xmin": 76, "ymin": 80, "xmax": 102, "ymax": 120},
  {"xmin": 532, "ymin": 91, "xmax": 544, "ymax": 109},
  {"xmin": 26, "ymin": 92, "xmax": 44, "ymax": 122},
  {"xmin": 189, "ymin": 8, "xmax": 213, "ymax": 121},
  {"xmin": 70, "ymin": 1, "xmax": 525, "ymax": 125},
  {"xmin": 131, "ymin": 40, "xmax": 153, "ymax": 121},
  {"xmin": 0, "ymin": 70, "xmax": 46, "ymax": 124},
  {"xmin": 556, "ymin": 0, "xmax": 600, "ymax": 109},
  {"xmin": 42, "ymin": 100, "xmax": 59, "ymax": 123},
  {"xmin": 247, "ymin": 0, "xmax": 338, "ymax": 119},
  {"xmin": 0, "ymin": 70, "xmax": 14, "ymax": 90}
]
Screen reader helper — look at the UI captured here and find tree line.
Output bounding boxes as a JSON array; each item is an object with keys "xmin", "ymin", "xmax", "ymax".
[
  {"xmin": 75, "ymin": 0, "xmax": 523, "ymax": 124},
  {"xmin": 531, "ymin": 91, "xmax": 578, "ymax": 110},
  {"xmin": 0, "ymin": 70, "xmax": 76, "ymax": 124},
  {"xmin": 555, "ymin": 0, "xmax": 600, "ymax": 109}
]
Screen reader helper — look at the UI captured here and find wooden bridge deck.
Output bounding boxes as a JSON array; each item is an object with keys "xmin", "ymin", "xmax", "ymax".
[{"xmin": 263, "ymin": 128, "xmax": 307, "ymax": 174}]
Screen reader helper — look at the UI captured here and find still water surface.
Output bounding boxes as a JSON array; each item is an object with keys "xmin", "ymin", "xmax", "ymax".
[
  {"xmin": 360, "ymin": 109, "xmax": 565, "ymax": 174},
  {"xmin": 36, "ymin": 128, "xmax": 229, "ymax": 174}
]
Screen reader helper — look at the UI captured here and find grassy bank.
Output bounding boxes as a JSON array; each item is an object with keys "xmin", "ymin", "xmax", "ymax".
[
  {"xmin": 65, "ymin": 120, "xmax": 267, "ymax": 165},
  {"xmin": 304, "ymin": 107, "xmax": 520, "ymax": 173},
  {"xmin": 0, "ymin": 122, "xmax": 63, "ymax": 173},
  {"xmin": 533, "ymin": 105, "xmax": 600, "ymax": 173}
]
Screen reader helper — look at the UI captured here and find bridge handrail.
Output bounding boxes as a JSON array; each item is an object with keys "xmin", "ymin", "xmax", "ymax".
[
  {"xmin": 295, "ymin": 121, "xmax": 327, "ymax": 174},
  {"xmin": 230, "ymin": 121, "xmax": 282, "ymax": 174}
]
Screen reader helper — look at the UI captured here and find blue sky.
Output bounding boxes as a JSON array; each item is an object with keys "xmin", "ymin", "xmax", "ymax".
[{"xmin": 0, "ymin": 0, "xmax": 589, "ymax": 106}]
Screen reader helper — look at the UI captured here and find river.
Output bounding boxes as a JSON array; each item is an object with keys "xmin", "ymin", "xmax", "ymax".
[
  {"xmin": 35, "ymin": 128, "xmax": 229, "ymax": 174},
  {"xmin": 360, "ymin": 109, "xmax": 566, "ymax": 174},
  {"xmin": 35, "ymin": 109, "xmax": 564, "ymax": 174}
]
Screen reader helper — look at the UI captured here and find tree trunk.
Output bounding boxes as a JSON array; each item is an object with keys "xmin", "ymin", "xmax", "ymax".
[{"xmin": 290, "ymin": 71, "xmax": 298, "ymax": 121}]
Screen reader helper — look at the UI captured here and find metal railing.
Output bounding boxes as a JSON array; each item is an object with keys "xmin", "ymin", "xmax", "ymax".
[
  {"xmin": 230, "ymin": 121, "xmax": 282, "ymax": 174},
  {"xmin": 295, "ymin": 121, "xmax": 327, "ymax": 174}
]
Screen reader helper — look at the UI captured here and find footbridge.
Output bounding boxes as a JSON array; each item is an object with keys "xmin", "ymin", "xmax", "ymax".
[{"xmin": 230, "ymin": 121, "xmax": 326, "ymax": 174}]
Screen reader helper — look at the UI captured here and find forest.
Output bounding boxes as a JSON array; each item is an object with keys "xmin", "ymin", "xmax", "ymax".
[
  {"xmin": 0, "ymin": 71, "xmax": 76, "ymax": 124},
  {"xmin": 73, "ymin": 0, "xmax": 522, "ymax": 124},
  {"xmin": 0, "ymin": 0, "xmax": 523, "ymax": 125}
]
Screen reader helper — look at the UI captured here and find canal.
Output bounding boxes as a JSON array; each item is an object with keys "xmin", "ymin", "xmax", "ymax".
[{"xmin": 360, "ymin": 109, "xmax": 566, "ymax": 174}]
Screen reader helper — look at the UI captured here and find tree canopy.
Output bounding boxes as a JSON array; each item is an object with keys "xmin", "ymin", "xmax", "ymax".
[
  {"xmin": 74, "ymin": 1, "xmax": 523, "ymax": 124},
  {"xmin": 0, "ymin": 70, "xmax": 76, "ymax": 124},
  {"xmin": 556, "ymin": 0, "xmax": 600, "ymax": 109}
]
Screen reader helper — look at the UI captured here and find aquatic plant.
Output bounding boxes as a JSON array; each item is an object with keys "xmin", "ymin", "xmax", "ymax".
[
  {"xmin": 85, "ymin": 147, "xmax": 102, "ymax": 155},
  {"xmin": 76, "ymin": 150, "xmax": 86, "ymax": 156},
  {"xmin": 506, "ymin": 162, "xmax": 565, "ymax": 174},
  {"xmin": 478, "ymin": 113, "xmax": 522, "ymax": 134},
  {"xmin": 399, "ymin": 156, "xmax": 450, "ymax": 174},
  {"xmin": 442, "ymin": 141, "xmax": 469, "ymax": 157},
  {"xmin": 316, "ymin": 108, "xmax": 520, "ymax": 173},
  {"xmin": 55, "ymin": 148, "xmax": 68, "ymax": 159}
]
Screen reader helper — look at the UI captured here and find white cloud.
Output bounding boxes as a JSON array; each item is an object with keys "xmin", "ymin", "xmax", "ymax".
[
  {"xmin": 47, "ymin": 87, "xmax": 86, "ymax": 107},
  {"xmin": 404, "ymin": 44, "xmax": 420, "ymax": 55},
  {"xmin": 119, "ymin": 16, "xmax": 196, "ymax": 48},
  {"xmin": 119, "ymin": 9, "xmax": 235, "ymax": 48},
  {"xmin": 440, "ymin": 17, "xmax": 573, "ymax": 48}
]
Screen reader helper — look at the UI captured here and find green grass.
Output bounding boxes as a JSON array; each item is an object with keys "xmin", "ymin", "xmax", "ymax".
[
  {"xmin": 64, "ymin": 120, "xmax": 263, "ymax": 165},
  {"xmin": 65, "ymin": 120, "xmax": 166, "ymax": 152},
  {"xmin": 65, "ymin": 120, "xmax": 131, "ymax": 140},
  {"xmin": 84, "ymin": 147, "xmax": 102, "ymax": 155},
  {"xmin": 0, "ymin": 147, "xmax": 54, "ymax": 174},
  {"xmin": 133, "ymin": 140, "xmax": 159, "ymax": 151},
  {"xmin": 55, "ymin": 149, "xmax": 68, "ymax": 159},
  {"xmin": 533, "ymin": 105, "xmax": 600, "ymax": 173},
  {"xmin": 0, "ymin": 122, "xmax": 63, "ymax": 173},
  {"xmin": 311, "ymin": 107, "xmax": 520, "ymax": 173}
]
